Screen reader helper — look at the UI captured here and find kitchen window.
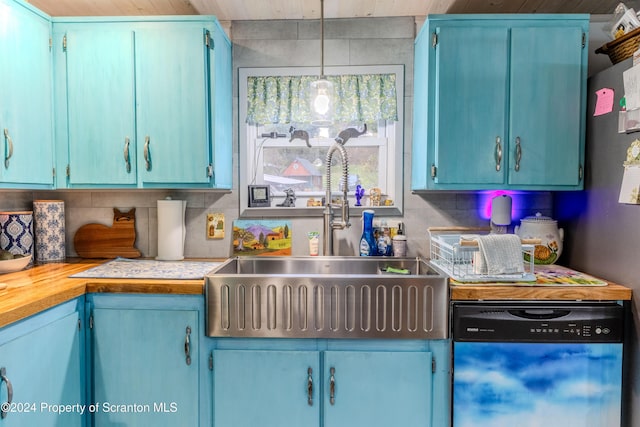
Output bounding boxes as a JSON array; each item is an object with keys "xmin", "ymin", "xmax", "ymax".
[{"xmin": 239, "ymin": 65, "xmax": 404, "ymax": 217}]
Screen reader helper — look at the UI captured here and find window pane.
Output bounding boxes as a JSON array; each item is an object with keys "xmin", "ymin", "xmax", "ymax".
[
  {"xmin": 239, "ymin": 65, "xmax": 404, "ymax": 216},
  {"xmin": 260, "ymin": 142, "xmax": 380, "ymax": 195},
  {"xmin": 262, "ymin": 146, "xmax": 326, "ymax": 192}
]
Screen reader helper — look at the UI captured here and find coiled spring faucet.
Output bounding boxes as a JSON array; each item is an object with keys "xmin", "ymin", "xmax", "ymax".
[{"xmin": 323, "ymin": 142, "xmax": 350, "ymax": 256}]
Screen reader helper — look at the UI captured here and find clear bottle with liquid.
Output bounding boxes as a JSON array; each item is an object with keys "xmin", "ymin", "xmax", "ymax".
[
  {"xmin": 377, "ymin": 227, "xmax": 392, "ymax": 256},
  {"xmin": 359, "ymin": 210, "xmax": 377, "ymax": 256}
]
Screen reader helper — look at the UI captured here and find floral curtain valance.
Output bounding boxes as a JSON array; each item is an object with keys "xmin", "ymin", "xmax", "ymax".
[{"xmin": 246, "ymin": 74, "xmax": 398, "ymax": 125}]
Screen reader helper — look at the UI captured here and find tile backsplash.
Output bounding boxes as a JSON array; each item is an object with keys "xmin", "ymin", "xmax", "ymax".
[{"xmin": 0, "ymin": 190, "xmax": 552, "ymax": 259}]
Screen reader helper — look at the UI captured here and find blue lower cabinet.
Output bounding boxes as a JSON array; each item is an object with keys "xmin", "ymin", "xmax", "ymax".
[
  {"xmin": 0, "ymin": 299, "xmax": 84, "ymax": 426},
  {"xmin": 88, "ymin": 294, "xmax": 203, "ymax": 427},
  {"xmin": 212, "ymin": 341, "xmax": 448, "ymax": 427},
  {"xmin": 213, "ymin": 350, "xmax": 321, "ymax": 427},
  {"xmin": 323, "ymin": 351, "xmax": 432, "ymax": 427}
]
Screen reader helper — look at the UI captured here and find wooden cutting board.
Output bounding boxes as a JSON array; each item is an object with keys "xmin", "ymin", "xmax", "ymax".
[{"xmin": 73, "ymin": 208, "xmax": 141, "ymax": 259}]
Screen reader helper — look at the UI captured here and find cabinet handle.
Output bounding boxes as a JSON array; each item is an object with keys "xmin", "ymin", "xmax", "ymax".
[
  {"xmin": 0, "ymin": 367, "xmax": 13, "ymax": 419},
  {"xmin": 495, "ymin": 136, "xmax": 502, "ymax": 171},
  {"xmin": 144, "ymin": 136, "xmax": 151, "ymax": 171},
  {"xmin": 514, "ymin": 136, "xmax": 522, "ymax": 172},
  {"xmin": 184, "ymin": 326, "xmax": 192, "ymax": 366},
  {"xmin": 3, "ymin": 129, "xmax": 13, "ymax": 169},
  {"xmin": 307, "ymin": 367, "xmax": 313, "ymax": 406},
  {"xmin": 124, "ymin": 137, "xmax": 131, "ymax": 173},
  {"xmin": 329, "ymin": 367, "xmax": 336, "ymax": 405}
]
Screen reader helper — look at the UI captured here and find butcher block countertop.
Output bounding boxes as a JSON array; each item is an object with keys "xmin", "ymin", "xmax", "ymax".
[
  {"xmin": 0, "ymin": 259, "xmax": 632, "ymax": 329},
  {"xmin": 450, "ymin": 264, "xmax": 632, "ymax": 301},
  {"xmin": 451, "ymin": 282, "xmax": 631, "ymax": 301},
  {"xmin": 0, "ymin": 259, "xmax": 213, "ymax": 329}
]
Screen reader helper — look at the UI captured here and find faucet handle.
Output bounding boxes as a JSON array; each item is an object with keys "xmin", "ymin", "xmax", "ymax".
[{"xmin": 342, "ymin": 198, "xmax": 350, "ymax": 228}]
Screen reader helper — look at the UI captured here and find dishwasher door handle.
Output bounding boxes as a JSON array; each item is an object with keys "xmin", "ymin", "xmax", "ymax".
[{"xmin": 508, "ymin": 309, "xmax": 571, "ymax": 320}]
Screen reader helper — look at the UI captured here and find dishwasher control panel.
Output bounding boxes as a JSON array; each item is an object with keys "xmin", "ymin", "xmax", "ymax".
[{"xmin": 453, "ymin": 303, "xmax": 624, "ymax": 343}]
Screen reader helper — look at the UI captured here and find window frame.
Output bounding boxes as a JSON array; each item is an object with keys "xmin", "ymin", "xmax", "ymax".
[{"xmin": 239, "ymin": 65, "xmax": 404, "ymax": 218}]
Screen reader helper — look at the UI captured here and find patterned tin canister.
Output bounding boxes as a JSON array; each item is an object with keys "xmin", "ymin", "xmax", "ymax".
[
  {"xmin": 33, "ymin": 200, "xmax": 66, "ymax": 262},
  {"xmin": 0, "ymin": 211, "xmax": 34, "ymax": 266}
]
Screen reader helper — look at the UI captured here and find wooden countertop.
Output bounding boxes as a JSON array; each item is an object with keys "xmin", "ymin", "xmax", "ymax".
[
  {"xmin": 451, "ymin": 282, "xmax": 632, "ymax": 301},
  {"xmin": 451, "ymin": 264, "xmax": 632, "ymax": 301},
  {"xmin": 0, "ymin": 259, "xmax": 632, "ymax": 330},
  {"xmin": 0, "ymin": 260, "xmax": 208, "ymax": 329}
]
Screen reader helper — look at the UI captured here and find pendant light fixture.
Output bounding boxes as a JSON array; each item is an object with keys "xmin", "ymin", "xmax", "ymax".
[{"xmin": 310, "ymin": 0, "xmax": 334, "ymax": 126}]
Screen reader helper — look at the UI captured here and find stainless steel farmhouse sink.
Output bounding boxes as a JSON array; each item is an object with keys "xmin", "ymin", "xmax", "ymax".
[{"xmin": 205, "ymin": 257, "xmax": 449, "ymax": 339}]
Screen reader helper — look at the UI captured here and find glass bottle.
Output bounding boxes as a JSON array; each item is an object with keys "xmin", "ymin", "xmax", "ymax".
[
  {"xmin": 359, "ymin": 210, "xmax": 377, "ymax": 256},
  {"xmin": 377, "ymin": 227, "xmax": 392, "ymax": 256}
]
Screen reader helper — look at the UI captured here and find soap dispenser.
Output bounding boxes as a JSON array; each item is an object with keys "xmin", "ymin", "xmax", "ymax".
[{"xmin": 359, "ymin": 210, "xmax": 377, "ymax": 256}]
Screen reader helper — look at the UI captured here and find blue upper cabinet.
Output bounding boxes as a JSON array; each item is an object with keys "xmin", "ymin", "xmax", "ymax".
[
  {"xmin": 54, "ymin": 25, "xmax": 137, "ymax": 186},
  {"xmin": 412, "ymin": 15, "xmax": 589, "ymax": 191},
  {"xmin": 136, "ymin": 24, "xmax": 213, "ymax": 187},
  {"xmin": 0, "ymin": 0, "xmax": 54, "ymax": 189},
  {"xmin": 53, "ymin": 17, "xmax": 232, "ymax": 189}
]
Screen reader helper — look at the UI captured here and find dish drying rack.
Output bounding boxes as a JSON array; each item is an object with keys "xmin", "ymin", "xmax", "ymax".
[{"xmin": 428, "ymin": 228, "xmax": 537, "ymax": 283}]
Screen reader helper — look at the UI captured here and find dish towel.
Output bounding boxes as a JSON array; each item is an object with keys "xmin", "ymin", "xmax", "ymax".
[{"xmin": 475, "ymin": 234, "xmax": 524, "ymax": 275}]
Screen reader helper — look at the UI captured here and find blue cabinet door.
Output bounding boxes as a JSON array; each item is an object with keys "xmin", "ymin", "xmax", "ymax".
[
  {"xmin": 135, "ymin": 26, "xmax": 212, "ymax": 187},
  {"xmin": 0, "ymin": 303, "xmax": 83, "ymax": 427},
  {"xmin": 91, "ymin": 307, "xmax": 199, "ymax": 426},
  {"xmin": 508, "ymin": 25, "xmax": 584, "ymax": 187},
  {"xmin": 62, "ymin": 26, "xmax": 137, "ymax": 186},
  {"xmin": 53, "ymin": 18, "xmax": 231, "ymax": 189},
  {"xmin": 213, "ymin": 350, "xmax": 321, "ymax": 427},
  {"xmin": 0, "ymin": 0, "xmax": 54, "ymax": 188},
  {"xmin": 413, "ymin": 15, "xmax": 587, "ymax": 190},
  {"xmin": 212, "ymin": 348, "xmax": 433, "ymax": 427},
  {"xmin": 432, "ymin": 25, "xmax": 509, "ymax": 186},
  {"xmin": 323, "ymin": 350, "xmax": 433, "ymax": 427},
  {"xmin": 209, "ymin": 23, "xmax": 233, "ymax": 189}
]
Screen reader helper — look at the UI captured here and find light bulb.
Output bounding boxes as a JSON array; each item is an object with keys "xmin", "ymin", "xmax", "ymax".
[
  {"xmin": 313, "ymin": 92, "xmax": 330, "ymax": 115},
  {"xmin": 310, "ymin": 79, "xmax": 334, "ymax": 126}
]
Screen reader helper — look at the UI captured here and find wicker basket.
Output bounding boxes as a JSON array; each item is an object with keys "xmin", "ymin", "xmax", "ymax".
[{"xmin": 596, "ymin": 27, "xmax": 640, "ymax": 64}]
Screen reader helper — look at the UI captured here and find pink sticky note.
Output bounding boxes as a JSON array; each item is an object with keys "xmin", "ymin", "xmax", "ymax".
[{"xmin": 594, "ymin": 88, "xmax": 614, "ymax": 116}]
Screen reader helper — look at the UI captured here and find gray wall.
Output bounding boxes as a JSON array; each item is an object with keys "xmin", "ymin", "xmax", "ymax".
[
  {"xmin": 0, "ymin": 16, "xmax": 552, "ymax": 259},
  {"xmin": 554, "ymin": 58, "xmax": 639, "ymax": 425}
]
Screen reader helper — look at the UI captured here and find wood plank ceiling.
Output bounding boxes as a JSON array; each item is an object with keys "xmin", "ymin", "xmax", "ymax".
[{"xmin": 27, "ymin": 0, "xmax": 621, "ymax": 19}]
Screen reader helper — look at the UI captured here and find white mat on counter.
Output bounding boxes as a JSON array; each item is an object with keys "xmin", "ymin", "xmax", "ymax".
[{"xmin": 70, "ymin": 257, "xmax": 222, "ymax": 280}]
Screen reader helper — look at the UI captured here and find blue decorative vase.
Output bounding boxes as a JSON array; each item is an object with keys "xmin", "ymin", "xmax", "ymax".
[
  {"xmin": 0, "ymin": 211, "xmax": 34, "ymax": 266},
  {"xmin": 34, "ymin": 200, "xmax": 66, "ymax": 262}
]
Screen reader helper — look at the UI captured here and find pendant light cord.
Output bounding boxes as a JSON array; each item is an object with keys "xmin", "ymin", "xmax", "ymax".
[{"xmin": 320, "ymin": 0, "xmax": 325, "ymax": 78}]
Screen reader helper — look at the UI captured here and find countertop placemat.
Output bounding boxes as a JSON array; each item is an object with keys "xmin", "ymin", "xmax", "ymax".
[
  {"xmin": 69, "ymin": 257, "xmax": 222, "ymax": 280},
  {"xmin": 451, "ymin": 264, "xmax": 608, "ymax": 287}
]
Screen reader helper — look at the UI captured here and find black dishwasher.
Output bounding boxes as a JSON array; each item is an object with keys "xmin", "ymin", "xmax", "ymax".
[{"xmin": 452, "ymin": 302, "xmax": 624, "ymax": 427}]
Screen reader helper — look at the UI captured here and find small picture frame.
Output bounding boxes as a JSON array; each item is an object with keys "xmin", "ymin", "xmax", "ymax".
[{"xmin": 248, "ymin": 185, "xmax": 271, "ymax": 208}]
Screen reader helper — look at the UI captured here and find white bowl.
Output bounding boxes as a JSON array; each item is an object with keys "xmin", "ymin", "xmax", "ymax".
[{"xmin": 0, "ymin": 255, "xmax": 32, "ymax": 274}]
